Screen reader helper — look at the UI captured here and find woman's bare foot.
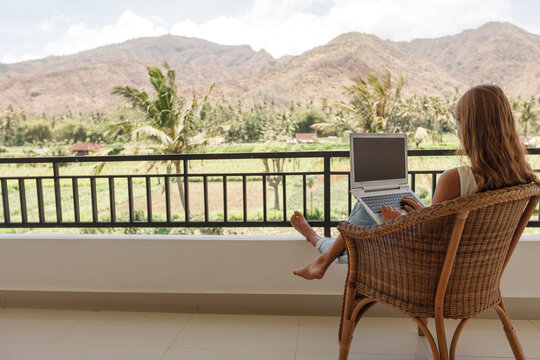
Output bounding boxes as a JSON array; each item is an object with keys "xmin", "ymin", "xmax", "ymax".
[
  {"xmin": 290, "ymin": 210, "xmax": 322, "ymax": 247},
  {"xmin": 293, "ymin": 254, "xmax": 330, "ymax": 280}
]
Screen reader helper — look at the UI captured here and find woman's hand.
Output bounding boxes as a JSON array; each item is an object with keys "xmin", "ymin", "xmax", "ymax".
[
  {"xmin": 401, "ymin": 196, "xmax": 424, "ymax": 212},
  {"xmin": 380, "ymin": 205, "xmax": 402, "ymax": 222}
]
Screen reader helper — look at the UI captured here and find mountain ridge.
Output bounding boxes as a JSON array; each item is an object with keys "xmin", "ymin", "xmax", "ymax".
[
  {"xmin": 397, "ymin": 22, "xmax": 540, "ymax": 94},
  {"xmin": 1, "ymin": 22, "xmax": 538, "ymax": 115}
]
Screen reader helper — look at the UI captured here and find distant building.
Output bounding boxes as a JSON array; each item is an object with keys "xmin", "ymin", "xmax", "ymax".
[
  {"xmin": 68, "ymin": 142, "xmax": 104, "ymax": 156},
  {"xmin": 295, "ymin": 133, "xmax": 318, "ymax": 143},
  {"xmin": 29, "ymin": 148, "xmax": 50, "ymax": 156}
]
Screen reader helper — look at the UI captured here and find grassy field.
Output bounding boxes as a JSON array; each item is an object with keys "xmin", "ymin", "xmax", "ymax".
[{"xmin": 1, "ymin": 136, "xmax": 539, "ymax": 236}]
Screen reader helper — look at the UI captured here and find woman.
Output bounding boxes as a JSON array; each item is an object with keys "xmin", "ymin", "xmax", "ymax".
[{"xmin": 292, "ymin": 84, "xmax": 538, "ymax": 280}]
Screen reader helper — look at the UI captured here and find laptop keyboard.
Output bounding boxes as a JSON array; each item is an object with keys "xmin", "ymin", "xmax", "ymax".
[{"xmin": 362, "ymin": 192, "xmax": 418, "ymax": 214}]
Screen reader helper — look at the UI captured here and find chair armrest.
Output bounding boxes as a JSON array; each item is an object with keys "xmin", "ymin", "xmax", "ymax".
[{"xmin": 338, "ymin": 182, "xmax": 540, "ymax": 240}]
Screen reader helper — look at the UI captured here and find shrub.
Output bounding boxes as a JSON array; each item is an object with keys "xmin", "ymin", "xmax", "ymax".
[
  {"xmin": 21, "ymin": 121, "xmax": 52, "ymax": 143},
  {"xmin": 294, "ymin": 108, "xmax": 328, "ymax": 134},
  {"xmin": 55, "ymin": 120, "xmax": 88, "ymax": 143}
]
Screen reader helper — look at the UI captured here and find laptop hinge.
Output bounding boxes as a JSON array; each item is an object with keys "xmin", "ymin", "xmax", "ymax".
[{"xmin": 362, "ymin": 184, "xmax": 402, "ymax": 193}]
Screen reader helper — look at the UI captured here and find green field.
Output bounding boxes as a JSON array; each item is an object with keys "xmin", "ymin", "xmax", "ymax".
[{"xmin": 1, "ymin": 138, "xmax": 539, "ymax": 236}]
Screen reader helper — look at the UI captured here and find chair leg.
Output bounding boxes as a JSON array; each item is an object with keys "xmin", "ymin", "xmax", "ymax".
[
  {"xmin": 339, "ymin": 340, "xmax": 351, "ymax": 360},
  {"xmin": 412, "ymin": 317, "xmax": 439, "ymax": 360},
  {"xmin": 494, "ymin": 304, "xmax": 526, "ymax": 360},
  {"xmin": 338, "ymin": 299, "xmax": 375, "ymax": 360},
  {"xmin": 339, "ymin": 318, "xmax": 354, "ymax": 360},
  {"xmin": 417, "ymin": 318, "xmax": 428, "ymax": 336},
  {"xmin": 449, "ymin": 318, "xmax": 469, "ymax": 360},
  {"xmin": 435, "ymin": 314, "xmax": 449, "ymax": 360}
]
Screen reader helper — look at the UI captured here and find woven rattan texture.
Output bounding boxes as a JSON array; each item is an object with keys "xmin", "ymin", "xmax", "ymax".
[{"xmin": 337, "ymin": 183, "xmax": 540, "ymax": 319}]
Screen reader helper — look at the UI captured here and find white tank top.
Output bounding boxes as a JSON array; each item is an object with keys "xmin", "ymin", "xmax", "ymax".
[{"xmin": 456, "ymin": 166, "xmax": 478, "ymax": 196}]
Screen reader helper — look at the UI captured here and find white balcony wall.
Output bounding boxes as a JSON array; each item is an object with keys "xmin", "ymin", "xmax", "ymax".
[
  {"xmin": 0, "ymin": 234, "xmax": 347, "ymax": 294},
  {"xmin": 0, "ymin": 234, "xmax": 539, "ymax": 316}
]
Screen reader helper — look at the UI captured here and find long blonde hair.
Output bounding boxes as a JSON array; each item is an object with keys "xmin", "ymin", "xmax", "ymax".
[{"xmin": 455, "ymin": 85, "xmax": 538, "ymax": 191}]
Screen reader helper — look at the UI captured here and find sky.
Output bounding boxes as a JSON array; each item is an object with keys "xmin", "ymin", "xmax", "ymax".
[{"xmin": 1, "ymin": 0, "xmax": 539, "ymax": 64}]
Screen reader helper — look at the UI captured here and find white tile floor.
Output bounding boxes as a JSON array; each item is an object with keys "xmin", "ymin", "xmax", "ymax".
[{"xmin": 1, "ymin": 308, "xmax": 540, "ymax": 360}]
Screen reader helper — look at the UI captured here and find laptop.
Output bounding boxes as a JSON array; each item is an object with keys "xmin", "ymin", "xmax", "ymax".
[{"xmin": 350, "ymin": 133, "xmax": 425, "ymax": 224}]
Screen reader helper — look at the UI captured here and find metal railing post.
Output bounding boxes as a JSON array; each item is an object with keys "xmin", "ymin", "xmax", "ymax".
[
  {"xmin": 184, "ymin": 159, "xmax": 189, "ymax": 222},
  {"xmin": 18, "ymin": 178, "xmax": 27, "ymax": 224},
  {"xmin": 1, "ymin": 179, "xmax": 9, "ymax": 223},
  {"xmin": 53, "ymin": 162, "xmax": 62, "ymax": 222},
  {"xmin": 323, "ymin": 155, "xmax": 331, "ymax": 237}
]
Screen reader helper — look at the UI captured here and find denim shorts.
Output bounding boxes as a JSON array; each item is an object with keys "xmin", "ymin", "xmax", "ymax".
[{"xmin": 315, "ymin": 202, "xmax": 376, "ymax": 264}]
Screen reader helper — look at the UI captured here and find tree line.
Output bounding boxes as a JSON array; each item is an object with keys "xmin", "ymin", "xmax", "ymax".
[{"xmin": 1, "ymin": 63, "xmax": 539, "ymax": 153}]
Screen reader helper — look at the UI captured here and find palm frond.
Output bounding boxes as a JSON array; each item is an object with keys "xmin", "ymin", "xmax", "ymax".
[
  {"xmin": 147, "ymin": 66, "xmax": 166, "ymax": 93},
  {"xmin": 92, "ymin": 162, "xmax": 107, "ymax": 175},
  {"xmin": 189, "ymin": 132, "xmax": 208, "ymax": 147},
  {"xmin": 336, "ymin": 102, "xmax": 357, "ymax": 114},
  {"xmin": 132, "ymin": 125, "xmax": 173, "ymax": 147},
  {"xmin": 112, "ymin": 86, "xmax": 151, "ymax": 115},
  {"xmin": 174, "ymin": 124, "xmax": 185, "ymax": 140}
]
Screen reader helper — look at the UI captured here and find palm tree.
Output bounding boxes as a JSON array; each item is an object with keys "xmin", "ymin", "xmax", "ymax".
[
  {"xmin": 343, "ymin": 69, "xmax": 404, "ymax": 133},
  {"xmin": 311, "ymin": 105, "xmax": 356, "ymax": 137},
  {"xmin": 311, "ymin": 70, "xmax": 404, "ymax": 136},
  {"xmin": 109, "ymin": 62, "xmax": 213, "ymax": 210},
  {"xmin": 515, "ymin": 97, "xmax": 539, "ymax": 137}
]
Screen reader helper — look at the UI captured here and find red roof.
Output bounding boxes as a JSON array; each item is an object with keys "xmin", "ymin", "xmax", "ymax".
[{"xmin": 68, "ymin": 142, "xmax": 104, "ymax": 152}]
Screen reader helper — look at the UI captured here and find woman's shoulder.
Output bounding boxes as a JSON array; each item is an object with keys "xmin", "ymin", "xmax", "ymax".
[
  {"xmin": 441, "ymin": 167, "xmax": 461, "ymax": 182},
  {"xmin": 432, "ymin": 168, "xmax": 461, "ymax": 203}
]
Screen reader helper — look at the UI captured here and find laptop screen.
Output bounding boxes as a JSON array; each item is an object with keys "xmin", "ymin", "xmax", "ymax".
[{"xmin": 351, "ymin": 134, "xmax": 407, "ymax": 183}]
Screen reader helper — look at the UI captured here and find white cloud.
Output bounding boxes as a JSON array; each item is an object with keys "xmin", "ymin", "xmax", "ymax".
[
  {"xmin": 1, "ymin": 0, "xmax": 526, "ymax": 64},
  {"xmin": 36, "ymin": 13, "xmax": 73, "ymax": 32},
  {"xmin": 43, "ymin": 10, "xmax": 167, "ymax": 56},
  {"xmin": 171, "ymin": 0, "xmax": 334, "ymax": 57},
  {"xmin": 327, "ymin": 0, "xmax": 513, "ymax": 41},
  {"xmin": 170, "ymin": 0, "xmax": 515, "ymax": 57},
  {"xmin": 1, "ymin": 53, "xmax": 43, "ymax": 64}
]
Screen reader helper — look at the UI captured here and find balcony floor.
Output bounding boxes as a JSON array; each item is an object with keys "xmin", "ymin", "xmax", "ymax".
[{"xmin": 1, "ymin": 308, "xmax": 540, "ymax": 359}]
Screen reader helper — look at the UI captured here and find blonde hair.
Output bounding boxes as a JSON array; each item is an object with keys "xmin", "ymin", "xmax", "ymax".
[{"xmin": 455, "ymin": 85, "xmax": 538, "ymax": 191}]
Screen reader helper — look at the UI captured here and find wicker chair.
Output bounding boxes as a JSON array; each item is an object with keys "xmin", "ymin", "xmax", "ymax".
[{"xmin": 337, "ymin": 183, "xmax": 540, "ymax": 360}]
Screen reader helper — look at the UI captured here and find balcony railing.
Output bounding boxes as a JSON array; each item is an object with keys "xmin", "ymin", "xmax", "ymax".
[{"xmin": 0, "ymin": 149, "xmax": 538, "ymax": 236}]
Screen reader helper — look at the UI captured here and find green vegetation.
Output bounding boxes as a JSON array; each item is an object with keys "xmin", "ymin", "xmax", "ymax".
[
  {"xmin": 108, "ymin": 61, "xmax": 213, "ymax": 210},
  {"xmin": 0, "ymin": 67, "xmax": 539, "ymax": 235},
  {"xmin": 2, "ymin": 68, "xmax": 538, "ymax": 154},
  {"xmin": 512, "ymin": 96, "xmax": 540, "ymax": 137}
]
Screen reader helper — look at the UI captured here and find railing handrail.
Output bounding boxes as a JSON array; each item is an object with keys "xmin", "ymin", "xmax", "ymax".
[
  {"xmin": 0, "ymin": 148, "xmax": 538, "ymax": 164},
  {"xmin": 0, "ymin": 149, "xmax": 428, "ymax": 163}
]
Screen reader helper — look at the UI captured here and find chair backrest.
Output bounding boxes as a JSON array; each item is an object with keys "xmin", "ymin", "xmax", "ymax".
[
  {"xmin": 338, "ymin": 183, "xmax": 540, "ymax": 319},
  {"xmin": 443, "ymin": 197, "xmax": 529, "ymax": 318}
]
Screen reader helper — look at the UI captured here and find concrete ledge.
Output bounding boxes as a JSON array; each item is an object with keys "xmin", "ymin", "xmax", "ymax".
[
  {"xmin": 1, "ymin": 234, "xmax": 539, "ymax": 317},
  {"xmin": 0, "ymin": 234, "xmax": 349, "ymax": 295},
  {"xmin": 2, "ymin": 291, "xmax": 540, "ymax": 319}
]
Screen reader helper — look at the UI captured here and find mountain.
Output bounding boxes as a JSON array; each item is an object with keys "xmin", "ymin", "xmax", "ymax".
[
  {"xmin": 398, "ymin": 22, "xmax": 540, "ymax": 96},
  {"xmin": 0, "ymin": 36, "xmax": 276, "ymax": 114},
  {"xmin": 0, "ymin": 22, "xmax": 539, "ymax": 115},
  {"xmin": 229, "ymin": 32, "xmax": 463, "ymax": 107}
]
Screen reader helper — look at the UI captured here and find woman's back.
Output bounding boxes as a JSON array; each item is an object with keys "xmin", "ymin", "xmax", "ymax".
[{"xmin": 456, "ymin": 166, "xmax": 477, "ymax": 197}]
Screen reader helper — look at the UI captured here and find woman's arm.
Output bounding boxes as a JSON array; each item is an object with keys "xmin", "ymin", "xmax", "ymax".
[
  {"xmin": 381, "ymin": 167, "xmax": 461, "ymax": 222},
  {"xmin": 432, "ymin": 168, "xmax": 461, "ymax": 204}
]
